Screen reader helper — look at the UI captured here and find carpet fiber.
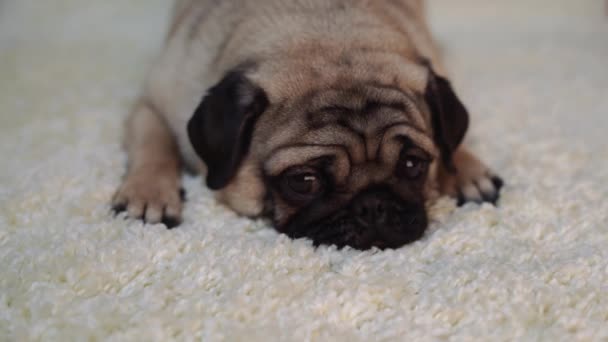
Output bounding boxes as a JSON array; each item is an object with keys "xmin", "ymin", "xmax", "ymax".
[{"xmin": 1, "ymin": 0, "xmax": 607, "ymax": 340}]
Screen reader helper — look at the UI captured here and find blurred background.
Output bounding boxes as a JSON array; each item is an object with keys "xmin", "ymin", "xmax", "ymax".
[{"xmin": 1, "ymin": 0, "xmax": 606, "ymax": 142}]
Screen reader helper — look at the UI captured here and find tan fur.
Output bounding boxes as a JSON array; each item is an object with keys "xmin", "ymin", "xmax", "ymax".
[
  {"xmin": 113, "ymin": 101, "xmax": 182, "ymax": 223},
  {"xmin": 113, "ymin": 0, "xmax": 501, "ymax": 229}
]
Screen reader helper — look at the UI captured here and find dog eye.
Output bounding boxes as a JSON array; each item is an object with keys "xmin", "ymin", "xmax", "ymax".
[
  {"xmin": 280, "ymin": 168, "xmax": 324, "ymax": 202},
  {"xmin": 397, "ymin": 150, "xmax": 430, "ymax": 180}
]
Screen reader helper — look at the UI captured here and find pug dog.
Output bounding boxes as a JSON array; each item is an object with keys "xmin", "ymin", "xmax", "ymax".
[{"xmin": 112, "ymin": 0, "xmax": 503, "ymax": 250}]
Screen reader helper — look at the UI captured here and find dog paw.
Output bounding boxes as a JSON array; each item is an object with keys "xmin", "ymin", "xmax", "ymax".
[
  {"xmin": 455, "ymin": 173, "xmax": 503, "ymax": 206},
  {"xmin": 439, "ymin": 148, "xmax": 504, "ymax": 206},
  {"xmin": 111, "ymin": 170, "xmax": 183, "ymax": 228}
]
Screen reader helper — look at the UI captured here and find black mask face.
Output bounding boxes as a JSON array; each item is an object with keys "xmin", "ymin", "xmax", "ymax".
[{"xmin": 280, "ymin": 186, "xmax": 428, "ymax": 250}]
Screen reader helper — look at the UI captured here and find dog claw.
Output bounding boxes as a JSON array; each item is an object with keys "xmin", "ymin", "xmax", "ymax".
[
  {"xmin": 162, "ymin": 216, "xmax": 182, "ymax": 229},
  {"xmin": 111, "ymin": 203, "xmax": 127, "ymax": 215},
  {"xmin": 491, "ymin": 176, "xmax": 504, "ymax": 191}
]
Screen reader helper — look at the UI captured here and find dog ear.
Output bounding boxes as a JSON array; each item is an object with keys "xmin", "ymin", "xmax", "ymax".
[
  {"xmin": 187, "ymin": 70, "xmax": 269, "ymax": 190},
  {"xmin": 424, "ymin": 63, "xmax": 470, "ymax": 172}
]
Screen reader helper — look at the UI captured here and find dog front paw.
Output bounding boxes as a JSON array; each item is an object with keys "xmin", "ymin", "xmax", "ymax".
[
  {"xmin": 454, "ymin": 173, "xmax": 503, "ymax": 206},
  {"xmin": 111, "ymin": 167, "xmax": 184, "ymax": 228},
  {"xmin": 439, "ymin": 148, "xmax": 504, "ymax": 206}
]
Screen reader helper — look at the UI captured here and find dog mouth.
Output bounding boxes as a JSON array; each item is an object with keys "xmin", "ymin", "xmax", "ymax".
[
  {"xmin": 299, "ymin": 211, "xmax": 428, "ymax": 250},
  {"xmin": 280, "ymin": 201, "xmax": 428, "ymax": 250},
  {"xmin": 275, "ymin": 185, "xmax": 429, "ymax": 250}
]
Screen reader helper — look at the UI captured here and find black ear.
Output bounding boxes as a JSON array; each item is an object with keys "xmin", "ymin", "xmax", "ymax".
[
  {"xmin": 187, "ymin": 70, "xmax": 269, "ymax": 190},
  {"xmin": 424, "ymin": 65, "xmax": 470, "ymax": 172}
]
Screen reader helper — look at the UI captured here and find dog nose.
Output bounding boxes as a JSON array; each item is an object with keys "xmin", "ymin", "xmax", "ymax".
[{"xmin": 353, "ymin": 192, "xmax": 389, "ymax": 227}]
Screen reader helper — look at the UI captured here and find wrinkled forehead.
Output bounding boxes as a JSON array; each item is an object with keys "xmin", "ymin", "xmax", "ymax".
[{"xmin": 257, "ymin": 84, "xmax": 438, "ymax": 180}]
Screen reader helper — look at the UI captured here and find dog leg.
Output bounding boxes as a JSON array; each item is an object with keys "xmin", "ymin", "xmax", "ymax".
[
  {"xmin": 112, "ymin": 100, "xmax": 183, "ymax": 227},
  {"xmin": 438, "ymin": 147, "xmax": 504, "ymax": 205}
]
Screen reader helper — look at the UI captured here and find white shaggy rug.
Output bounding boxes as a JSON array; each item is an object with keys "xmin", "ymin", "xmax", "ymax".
[{"xmin": 1, "ymin": 0, "xmax": 607, "ymax": 340}]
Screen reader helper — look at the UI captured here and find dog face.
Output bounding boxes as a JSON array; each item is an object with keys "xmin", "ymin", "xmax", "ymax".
[{"xmin": 187, "ymin": 56, "xmax": 469, "ymax": 250}]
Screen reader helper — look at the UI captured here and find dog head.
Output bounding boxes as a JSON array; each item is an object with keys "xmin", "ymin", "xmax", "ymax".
[{"xmin": 187, "ymin": 55, "xmax": 468, "ymax": 250}]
